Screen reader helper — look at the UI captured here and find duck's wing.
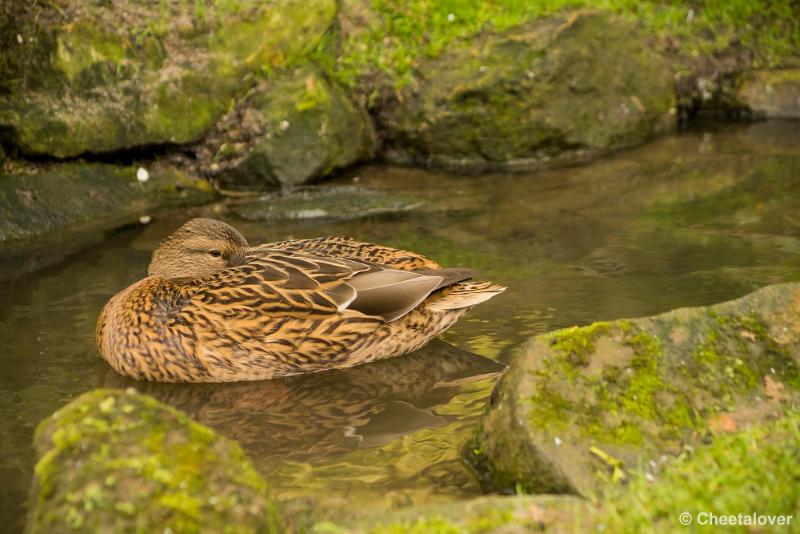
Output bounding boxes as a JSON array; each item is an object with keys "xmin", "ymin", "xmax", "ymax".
[
  {"xmin": 189, "ymin": 248, "xmax": 471, "ymax": 322},
  {"xmin": 255, "ymin": 236, "xmax": 442, "ymax": 270}
]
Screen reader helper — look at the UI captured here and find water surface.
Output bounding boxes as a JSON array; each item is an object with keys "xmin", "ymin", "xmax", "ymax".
[{"xmin": 2, "ymin": 120, "xmax": 800, "ymax": 528}]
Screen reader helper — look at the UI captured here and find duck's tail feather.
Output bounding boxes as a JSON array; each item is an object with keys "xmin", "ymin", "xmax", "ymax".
[{"xmin": 427, "ymin": 281, "xmax": 506, "ymax": 311}]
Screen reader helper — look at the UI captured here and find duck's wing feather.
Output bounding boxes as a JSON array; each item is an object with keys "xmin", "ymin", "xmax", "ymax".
[
  {"xmin": 256, "ymin": 236, "xmax": 442, "ymax": 270},
  {"xmin": 189, "ymin": 248, "xmax": 470, "ymax": 322}
]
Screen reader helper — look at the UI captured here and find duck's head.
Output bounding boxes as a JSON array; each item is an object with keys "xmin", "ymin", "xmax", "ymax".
[{"xmin": 148, "ymin": 218, "xmax": 249, "ymax": 280}]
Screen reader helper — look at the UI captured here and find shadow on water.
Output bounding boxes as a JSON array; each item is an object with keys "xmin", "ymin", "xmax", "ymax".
[
  {"xmin": 2, "ymin": 120, "xmax": 800, "ymax": 528},
  {"xmin": 102, "ymin": 340, "xmax": 503, "ymax": 462}
]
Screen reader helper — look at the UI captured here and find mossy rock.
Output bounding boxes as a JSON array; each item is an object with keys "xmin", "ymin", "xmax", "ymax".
[
  {"xmin": 382, "ymin": 10, "xmax": 675, "ymax": 171},
  {"xmin": 208, "ymin": 66, "xmax": 375, "ymax": 188},
  {"xmin": 0, "ymin": 162, "xmax": 215, "ymax": 242},
  {"xmin": 735, "ymin": 69, "xmax": 800, "ymax": 119},
  {"xmin": 468, "ymin": 282, "xmax": 800, "ymax": 496},
  {"xmin": 27, "ymin": 389, "xmax": 282, "ymax": 533},
  {"xmin": 0, "ymin": 0, "xmax": 336, "ymax": 158}
]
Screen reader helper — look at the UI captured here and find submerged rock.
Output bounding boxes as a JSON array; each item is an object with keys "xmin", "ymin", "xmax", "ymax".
[
  {"xmin": 204, "ymin": 67, "xmax": 375, "ymax": 188},
  {"xmin": 28, "ymin": 389, "xmax": 281, "ymax": 533},
  {"xmin": 735, "ymin": 69, "xmax": 800, "ymax": 119},
  {"xmin": 0, "ymin": 0, "xmax": 336, "ymax": 158},
  {"xmin": 0, "ymin": 162, "xmax": 214, "ymax": 241},
  {"xmin": 228, "ymin": 186, "xmax": 419, "ymax": 222},
  {"xmin": 468, "ymin": 282, "xmax": 800, "ymax": 495},
  {"xmin": 382, "ymin": 11, "xmax": 675, "ymax": 170}
]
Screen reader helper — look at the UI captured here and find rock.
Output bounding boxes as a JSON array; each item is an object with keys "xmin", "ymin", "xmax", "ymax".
[
  {"xmin": 0, "ymin": 162, "xmax": 215, "ymax": 241},
  {"xmin": 207, "ymin": 67, "xmax": 375, "ymax": 188},
  {"xmin": 0, "ymin": 0, "xmax": 336, "ymax": 158},
  {"xmin": 28, "ymin": 389, "xmax": 281, "ymax": 533},
  {"xmin": 228, "ymin": 186, "xmax": 420, "ymax": 222},
  {"xmin": 381, "ymin": 11, "xmax": 675, "ymax": 170},
  {"xmin": 735, "ymin": 69, "xmax": 800, "ymax": 118},
  {"xmin": 468, "ymin": 282, "xmax": 800, "ymax": 495}
]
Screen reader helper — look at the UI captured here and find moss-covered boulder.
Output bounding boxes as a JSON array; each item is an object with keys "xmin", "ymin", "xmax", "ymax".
[
  {"xmin": 735, "ymin": 69, "xmax": 800, "ymax": 119},
  {"xmin": 0, "ymin": 0, "xmax": 336, "ymax": 158},
  {"xmin": 469, "ymin": 282, "xmax": 800, "ymax": 496},
  {"xmin": 27, "ymin": 389, "xmax": 281, "ymax": 533},
  {"xmin": 0, "ymin": 162, "xmax": 214, "ymax": 241},
  {"xmin": 381, "ymin": 11, "xmax": 675, "ymax": 170},
  {"xmin": 202, "ymin": 66, "xmax": 375, "ymax": 188}
]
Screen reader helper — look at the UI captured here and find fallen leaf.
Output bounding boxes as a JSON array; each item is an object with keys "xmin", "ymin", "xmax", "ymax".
[
  {"xmin": 739, "ymin": 330, "xmax": 757, "ymax": 342},
  {"xmin": 529, "ymin": 503, "xmax": 546, "ymax": 524},
  {"xmin": 765, "ymin": 375, "xmax": 788, "ymax": 401},
  {"xmin": 709, "ymin": 414, "xmax": 737, "ymax": 433}
]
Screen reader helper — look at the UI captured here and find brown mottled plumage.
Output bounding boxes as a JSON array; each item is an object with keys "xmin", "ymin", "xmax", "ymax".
[{"xmin": 97, "ymin": 218, "xmax": 505, "ymax": 382}]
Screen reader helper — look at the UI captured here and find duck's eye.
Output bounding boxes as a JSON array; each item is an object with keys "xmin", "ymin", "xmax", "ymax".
[{"xmin": 209, "ymin": 250, "xmax": 222, "ymax": 258}]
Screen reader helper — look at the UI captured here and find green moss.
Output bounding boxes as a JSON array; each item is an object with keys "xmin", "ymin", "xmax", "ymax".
[
  {"xmin": 547, "ymin": 322, "xmax": 614, "ymax": 367},
  {"xmin": 683, "ymin": 311, "xmax": 800, "ymax": 410},
  {"xmin": 324, "ymin": 0, "xmax": 800, "ymax": 95},
  {"xmin": 530, "ymin": 321, "xmax": 701, "ymax": 447},
  {"xmin": 29, "ymin": 389, "xmax": 282, "ymax": 533}
]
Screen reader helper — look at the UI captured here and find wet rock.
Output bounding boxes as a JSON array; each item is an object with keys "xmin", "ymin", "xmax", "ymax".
[
  {"xmin": 382, "ymin": 11, "xmax": 675, "ymax": 171},
  {"xmin": 228, "ymin": 185, "xmax": 419, "ymax": 222},
  {"xmin": 0, "ymin": 0, "xmax": 336, "ymax": 158},
  {"xmin": 468, "ymin": 282, "xmax": 800, "ymax": 495},
  {"xmin": 0, "ymin": 162, "xmax": 215, "ymax": 241},
  {"xmin": 28, "ymin": 389, "xmax": 281, "ymax": 533},
  {"xmin": 206, "ymin": 67, "xmax": 375, "ymax": 188},
  {"xmin": 735, "ymin": 69, "xmax": 800, "ymax": 118}
]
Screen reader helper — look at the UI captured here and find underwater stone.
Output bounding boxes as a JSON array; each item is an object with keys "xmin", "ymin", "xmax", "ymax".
[
  {"xmin": 381, "ymin": 10, "xmax": 676, "ymax": 171},
  {"xmin": 28, "ymin": 389, "xmax": 281, "ymax": 533},
  {"xmin": 228, "ymin": 186, "xmax": 419, "ymax": 222},
  {"xmin": 468, "ymin": 282, "xmax": 800, "ymax": 496},
  {"xmin": 0, "ymin": 162, "xmax": 215, "ymax": 242}
]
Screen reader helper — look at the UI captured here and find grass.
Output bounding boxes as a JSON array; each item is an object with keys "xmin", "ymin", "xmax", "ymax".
[
  {"xmin": 596, "ymin": 409, "xmax": 800, "ymax": 532},
  {"xmin": 317, "ymin": 0, "xmax": 800, "ymax": 96}
]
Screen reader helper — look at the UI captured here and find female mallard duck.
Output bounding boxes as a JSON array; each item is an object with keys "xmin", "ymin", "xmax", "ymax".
[{"xmin": 97, "ymin": 218, "xmax": 505, "ymax": 382}]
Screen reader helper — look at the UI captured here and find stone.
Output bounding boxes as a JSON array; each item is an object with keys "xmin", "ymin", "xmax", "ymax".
[
  {"xmin": 0, "ymin": 0, "xmax": 336, "ymax": 158},
  {"xmin": 468, "ymin": 282, "xmax": 800, "ymax": 495},
  {"xmin": 228, "ymin": 186, "xmax": 420, "ymax": 222},
  {"xmin": 735, "ymin": 69, "xmax": 800, "ymax": 118},
  {"xmin": 381, "ymin": 11, "xmax": 676, "ymax": 170},
  {"xmin": 0, "ymin": 162, "xmax": 215, "ymax": 241},
  {"xmin": 208, "ymin": 66, "xmax": 375, "ymax": 188},
  {"xmin": 27, "ymin": 389, "xmax": 281, "ymax": 533}
]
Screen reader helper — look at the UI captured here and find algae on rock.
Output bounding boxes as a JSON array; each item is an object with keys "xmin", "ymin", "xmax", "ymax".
[
  {"xmin": 0, "ymin": 0, "xmax": 337, "ymax": 158},
  {"xmin": 28, "ymin": 389, "xmax": 281, "ymax": 533},
  {"xmin": 468, "ymin": 282, "xmax": 800, "ymax": 496},
  {"xmin": 205, "ymin": 66, "xmax": 375, "ymax": 188},
  {"xmin": 381, "ymin": 11, "xmax": 676, "ymax": 170}
]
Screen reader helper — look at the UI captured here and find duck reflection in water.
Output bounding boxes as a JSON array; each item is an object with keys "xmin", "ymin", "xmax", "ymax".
[{"xmin": 104, "ymin": 340, "xmax": 503, "ymax": 462}]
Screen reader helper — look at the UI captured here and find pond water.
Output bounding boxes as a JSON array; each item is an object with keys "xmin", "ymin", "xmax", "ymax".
[{"xmin": 2, "ymin": 120, "xmax": 800, "ymax": 529}]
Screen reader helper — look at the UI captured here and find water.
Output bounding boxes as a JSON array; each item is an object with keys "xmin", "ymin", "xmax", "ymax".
[{"xmin": 2, "ymin": 120, "xmax": 800, "ymax": 528}]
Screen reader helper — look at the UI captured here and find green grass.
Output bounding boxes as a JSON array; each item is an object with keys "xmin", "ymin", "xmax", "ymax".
[
  {"xmin": 317, "ymin": 0, "xmax": 800, "ymax": 96},
  {"xmin": 597, "ymin": 410, "xmax": 800, "ymax": 532}
]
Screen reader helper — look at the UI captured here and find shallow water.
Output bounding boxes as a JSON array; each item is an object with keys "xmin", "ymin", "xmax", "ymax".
[{"xmin": 2, "ymin": 120, "xmax": 800, "ymax": 528}]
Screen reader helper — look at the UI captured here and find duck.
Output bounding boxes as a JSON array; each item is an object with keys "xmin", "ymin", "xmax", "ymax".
[{"xmin": 96, "ymin": 218, "xmax": 505, "ymax": 382}]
